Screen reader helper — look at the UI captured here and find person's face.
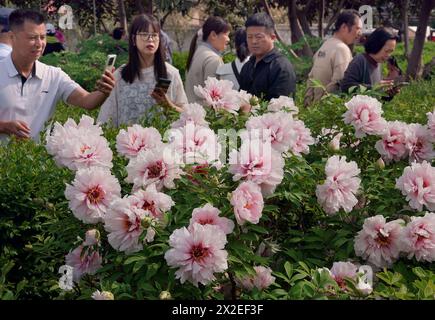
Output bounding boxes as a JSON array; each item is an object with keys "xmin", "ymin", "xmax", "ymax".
[
  {"xmin": 344, "ymin": 17, "xmax": 362, "ymax": 44},
  {"xmin": 209, "ymin": 30, "xmax": 230, "ymax": 52},
  {"xmin": 11, "ymin": 20, "xmax": 46, "ymax": 61},
  {"xmin": 246, "ymin": 26, "xmax": 275, "ymax": 59},
  {"xmin": 373, "ymin": 39, "xmax": 396, "ymax": 63},
  {"xmin": 135, "ymin": 25, "xmax": 159, "ymax": 56}
]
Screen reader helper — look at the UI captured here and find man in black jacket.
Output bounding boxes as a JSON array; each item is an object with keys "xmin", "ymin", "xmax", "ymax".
[{"xmin": 239, "ymin": 12, "xmax": 296, "ymax": 101}]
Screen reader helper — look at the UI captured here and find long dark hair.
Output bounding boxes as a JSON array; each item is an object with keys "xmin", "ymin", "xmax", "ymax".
[
  {"xmin": 186, "ymin": 16, "xmax": 230, "ymax": 71},
  {"xmin": 121, "ymin": 14, "xmax": 167, "ymax": 84}
]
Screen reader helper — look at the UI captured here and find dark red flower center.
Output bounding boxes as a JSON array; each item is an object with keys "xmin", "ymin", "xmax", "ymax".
[
  {"xmin": 191, "ymin": 244, "xmax": 210, "ymax": 262},
  {"xmin": 86, "ymin": 186, "xmax": 103, "ymax": 204}
]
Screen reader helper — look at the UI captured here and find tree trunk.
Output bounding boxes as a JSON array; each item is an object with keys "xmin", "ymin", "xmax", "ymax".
[
  {"xmin": 297, "ymin": 9, "xmax": 313, "ymax": 37},
  {"xmin": 260, "ymin": 0, "xmax": 299, "ymax": 59},
  {"xmin": 287, "ymin": 0, "xmax": 313, "ymax": 57},
  {"xmin": 117, "ymin": 0, "xmax": 128, "ymax": 36},
  {"xmin": 136, "ymin": 0, "xmax": 145, "ymax": 14},
  {"xmin": 402, "ymin": 0, "xmax": 410, "ymax": 59},
  {"xmin": 318, "ymin": 0, "xmax": 324, "ymax": 38},
  {"xmin": 406, "ymin": 0, "xmax": 435, "ymax": 80}
]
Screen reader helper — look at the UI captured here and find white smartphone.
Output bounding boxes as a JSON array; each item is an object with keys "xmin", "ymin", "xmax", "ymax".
[{"xmin": 105, "ymin": 54, "xmax": 117, "ymax": 71}]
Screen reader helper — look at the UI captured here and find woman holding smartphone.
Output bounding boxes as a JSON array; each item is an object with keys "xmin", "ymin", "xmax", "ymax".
[
  {"xmin": 185, "ymin": 16, "xmax": 231, "ymax": 104},
  {"xmin": 98, "ymin": 14, "xmax": 187, "ymax": 127}
]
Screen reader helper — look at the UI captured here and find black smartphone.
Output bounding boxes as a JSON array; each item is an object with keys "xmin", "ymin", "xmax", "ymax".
[{"xmin": 154, "ymin": 78, "xmax": 171, "ymax": 94}]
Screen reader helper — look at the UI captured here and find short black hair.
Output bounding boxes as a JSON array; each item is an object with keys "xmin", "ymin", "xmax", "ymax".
[
  {"xmin": 9, "ymin": 9, "xmax": 45, "ymax": 31},
  {"xmin": 112, "ymin": 27, "xmax": 124, "ymax": 40},
  {"xmin": 245, "ymin": 12, "xmax": 274, "ymax": 32},
  {"xmin": 364, "ymin": 27, "xmax": 398, "ymax": 54},
  {"xmin": 333, "ymin": 9, "xmax": 360, "ymax": 33}
]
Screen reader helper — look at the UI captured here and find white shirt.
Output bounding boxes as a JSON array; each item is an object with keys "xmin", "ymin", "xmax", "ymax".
[
  {"xmin": 0, "ymin": 55, "xmax": 81, "ymax": 141},
  {"xmin": 97, "ymin": 62, "xmax": 188, "ymax": 127},
  {"xmin": 0, "ymin": 43, "xmax": 12, "ymax": 61},
  {"xmin": 215, "ymin": 57, "xmax": 249, "ymax": 90}
]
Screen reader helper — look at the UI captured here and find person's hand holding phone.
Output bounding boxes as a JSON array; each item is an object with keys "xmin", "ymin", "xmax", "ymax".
[{"xmin": 96, "ymin": 54, "xmax": 117, "ymax": 95}]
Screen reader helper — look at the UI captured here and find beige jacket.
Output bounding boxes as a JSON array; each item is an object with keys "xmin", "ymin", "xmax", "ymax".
[
  {"xmin": 185, "ymin": 43, "xmax": 223, "ymax": 103},
  {"xmin": 304, "ymin": 37, "xmax": 352, "ymax": 106}
]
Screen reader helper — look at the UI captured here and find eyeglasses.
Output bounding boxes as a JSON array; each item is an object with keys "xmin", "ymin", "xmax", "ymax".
[{"xmin": 136, "ymin": 32, "xmax": 160, "ymax": 41}]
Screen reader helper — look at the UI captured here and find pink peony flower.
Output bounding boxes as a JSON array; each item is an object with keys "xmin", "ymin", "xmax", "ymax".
[
  {"xmin": 315, "ymin": 155, "xmax": 361, "ymax": 215},
  {"xmin": 128, "ymin": 184, "xmax": 174, "ymax": 221},
  {"xmin": 427, "ymin": 110, "xmax": 435, "ymax": 140},
  {"xmin": 193, "ymin": 77, "xmax": 240, "ymax": 114},
  {"xmin": 237, "ymin": 266, "xmax": 275, "ymax": 291},
  {"xmin": 116, "ymin": 125, "xmax": 163, "ymax": 159},
  {"xmin": 46, "ymin": 115, "xmax": 103, "ymax": 159},
  {"xmin": 267, "ymin": 96, "xmax": 298, "ymax": 115},
  {"xmin": 171, "ymin": 103, "xmax": 209, "ymax": 129},
  {"xmin": 375, "ymin": 121, "xmax": 410, "ymax": 162},
  {"xmin": 229, "ymin": 138, "xmax": 284, "ymax": 196},
  {"xmin": 252, "ymin": 266, "xmax": 275, "ymax": 290},
  {"xmin": 188, "ymin": 203, "xmax": 234, "ymax": 235},
  {"xmin": 246, "ymin": 111, "xmax": 296, "ymax": 153},
  {"xmin": 57, "ymin": 134, "xmax": 113, "ymax": 170},
  {"xmin": 405, "ymin": 124, "xmax": 435, "ymax": 163},
  {"xmin": 164, "ymin": 223, "xmax": 228, "ymax": 287},
  {"xmin": 230, "ymin": 181, "xmax": 264, "ymax": 225},
  {"xmin": 125, "ymin": 148, "xmax": 183, "ymax": 192},
  {"xmin": 65, "ymin": 245, "xmax": 102, "ymax": 282},
  {"xmin": 65, "ymin": 167, "xmax": 121, "ymax": 224},
  {"xmin": 343, "ymin": 95, "xmax": 387, "ymax": 138},
  {"xmin": 330, "ymin": 261, "xmax": 358, "ymax": 288},
  {"xmin": 354, "ymin": 215, "xmax": 404, "ymax": 268},
  {"xmin": 395, "ymin": 161, "xmax": 435, "ymax": 211},
  {"xmin": 91, "ymin": 290, "xmax": 114, "ymax": 300},
  {"xmin": 287, "ymin": 119, "xmax": 315, "ymax": 156},
  {"xmin": 401, "ymin": 212, "xmax": 435, "ymax": 262},
  {"xmin": 167, "ymin": 122, "xmax": 221, "ymax": 166},
  {"xmin": 104, "ymin": 198, "xmax": 146, "ymax": 254}
]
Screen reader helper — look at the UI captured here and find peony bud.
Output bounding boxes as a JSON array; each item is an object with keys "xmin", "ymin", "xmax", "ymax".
[
  {"xmin": 159, "ymin": 290, "xmax": 172, "ymax": 300},
  {"xmin": 84, "ymin": 229, "xmax": 100, "ymax": 246},
  {"xmin": 91, "ymin": 290, "xmax": 114, "ymax": 300},
  {"xmin": 375, "ymin": 157, "xmax": 385, "ymax": 169},
  {"xmin": 328, "ymin": 133, "xmax": 343, "ymax": 151}
]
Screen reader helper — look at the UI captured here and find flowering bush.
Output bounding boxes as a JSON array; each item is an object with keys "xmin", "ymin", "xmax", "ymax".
[{"xmin": 1, "ymin": 77, "xmax": 434, "ymax": 300}]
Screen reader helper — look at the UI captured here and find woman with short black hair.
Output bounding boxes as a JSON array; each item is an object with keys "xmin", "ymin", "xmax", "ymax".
[{"xmin": 340, "ymin": 27, "xmax": 398, "ymax": 93}]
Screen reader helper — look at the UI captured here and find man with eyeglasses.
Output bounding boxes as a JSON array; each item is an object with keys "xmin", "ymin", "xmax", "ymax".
[
  {"xmin": 0, "ymin": 9, "xmax": 115, "ymax": 141},
  {"xmin": 239, "ymin": 12, "xmax": 296, "ymax": 101}
]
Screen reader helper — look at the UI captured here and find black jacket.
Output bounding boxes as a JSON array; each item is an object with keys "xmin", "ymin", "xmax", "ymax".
[{"xmin": 239, "ymin": 48, "xmax": 296, "ymax": 101}]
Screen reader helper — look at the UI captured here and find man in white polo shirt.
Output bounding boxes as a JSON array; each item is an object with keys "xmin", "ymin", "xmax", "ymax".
[{"xmin": 0, "ymin": 9, "xmax": 115, "ymax": 141}]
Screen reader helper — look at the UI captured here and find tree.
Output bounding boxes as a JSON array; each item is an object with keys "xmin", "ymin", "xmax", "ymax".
[
  {"xmin": 406, "ymin": 0, "xmax": 435, "ymax": 79},
  {"xmin": 287, "ymin": 0, "xmax": 313, "ymax": 56},
  {"xmin": 117, "ymin": 0, "xmax": 128, "ymax": 36}
]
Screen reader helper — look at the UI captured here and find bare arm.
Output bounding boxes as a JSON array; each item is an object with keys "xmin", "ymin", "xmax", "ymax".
[{"xmin": 66, "ymin": 69, "xmax": 115, "ymax": 109}]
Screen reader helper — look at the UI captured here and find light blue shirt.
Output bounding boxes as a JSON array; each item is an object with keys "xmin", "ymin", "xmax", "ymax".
[{"xmin": 0, "ymin": 43, "xmax": 12, "ymax": 61}]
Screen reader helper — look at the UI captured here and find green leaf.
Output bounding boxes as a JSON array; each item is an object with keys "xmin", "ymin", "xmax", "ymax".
[{"xmin": 284, "ymin": 262, "xmax": 293, "ymax": 279}]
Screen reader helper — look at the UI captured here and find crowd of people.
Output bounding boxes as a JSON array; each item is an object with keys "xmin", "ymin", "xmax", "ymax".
[{"xmin": 0, "ymin": 8, "xmax": 403, "ymax": 141}]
